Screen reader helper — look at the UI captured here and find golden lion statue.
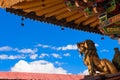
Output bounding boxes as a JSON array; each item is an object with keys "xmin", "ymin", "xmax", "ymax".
[{"xmin": 77, "ymin": 40, "xmax": 118, "ymax": 75}]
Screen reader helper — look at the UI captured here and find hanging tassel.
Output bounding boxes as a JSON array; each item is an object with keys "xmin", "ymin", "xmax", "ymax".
[
  {"xmin": 21, "ymin": 17, "xmax": 24, "ymax": 21},
  {"xmin": 21, "ymin": 17, "xmax": 25, "ymax": 27},
  {"xmin": 21, "ymin": 23, "xmax": 24, "ymax": 26},
  {"xmin": 101, "ymin": 37, "xmax": 104, "ymax": 40},
  {"xmin": 61, "ymin": 27, "xmax": 64, "ymax": 30}
]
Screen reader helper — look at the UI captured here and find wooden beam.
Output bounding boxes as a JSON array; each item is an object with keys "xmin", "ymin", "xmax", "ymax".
[
  {"xmin": 74, "ymin": 16, "xmax": 88, "ymax": 24},
  {"xmin": 66, "ymin": 13, "xmax": 84, "ymax": 22},
  {"xmin": 56, "ymin": 11, "xmax": 78, "ymax": 20},
  {"xmin": 12, "ymin": 0, "xmax": 41, "ymax": 9},
  {"xmin": 24, "ymin": 1, "xmax": 63, "ymax": 13},
  {"xmin": 83, "ymin": 17, "xmax": 97, "ymax": 25},
  {"xmin": 90, "ymin": 19, "xmax": 99, "ymax": 28},
  {"xmin": 45, "ymin": 7, "xmax": 67, "ymax": 17},
  {"xmin": 12, "ymin": 0, "xmax": 61, "ymax": 9},
  {"xmin": 36, "ymin": 3, "xmax": 65, "ymax": 16}
]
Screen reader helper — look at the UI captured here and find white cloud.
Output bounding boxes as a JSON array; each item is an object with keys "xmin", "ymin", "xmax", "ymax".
[
  {"xmin": 11, "ymin": 60, "xmax": 68, "ymax": 74},
  {"xmin": 36, "ymin": 44, "xmax": 51, "ymax": 48},
  {"xmin": 95, "ymin": 43, "xmax": 99, "ymax": 47},
  {"xmin": 39, "ymin": 53, "xmax": 49, "ymax": 58},
  {"xmin": 100, "ymin": 49, "xmax": 109, "ymax": 53},
  {"xmin": 0, "ymin": 46, "xmax": 12, "ymax": 51},
  {"xmin": 55, "ymin": 61, "xmax": 64, "ymax": 66},
  {"xmin": 36, "ymin": 44, "xmax": 77, "ymax": 51},
  {"xmin": 0, "ymin": 54, "xmax": 9, "ymax": 59},
  {"xmin": 18, "ymin": 48, "xmax": 38, "ymax": 54},
  {"xmin": 13, "ymin": 48, "xmax": 19, "ymax": 51},
  {"xmin": 0, "ymin": 46, "xmax": 38, "ymax": 55},
  {"xmin": 0, "ymin": 46, "xmax": 39, "ymax": 60},
  {"xmin": 79, "ymin": 69, "xmax": 89, "ymax": 75},
  {"xmin": 0, "ymin": 54, "xmax": 25, "ymax": 60},
  {"xmin": 51, "ymin": 53, "xmax": 62, "ymax": 59},
  {"xmin": 57, "ymin": 44, "xmax": 77, "ymax": 51},
  {"xmin": 30, "ymin": 54, "xmax": 38, "ymax": 59},
  {"xmin": 79, "ymin": 69, "xmax": 100, "ymax": 75},
  {"xmin": 63, "ymin": 53, "xmax": 70, "ymax": 57}
]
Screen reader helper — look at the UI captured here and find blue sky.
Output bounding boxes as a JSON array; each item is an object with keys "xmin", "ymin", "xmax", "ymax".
[{"xmin": 0, "ymin": 8, "xmax": 120, "ymax": 74}]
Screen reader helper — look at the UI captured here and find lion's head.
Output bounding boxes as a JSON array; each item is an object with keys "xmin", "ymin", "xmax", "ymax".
[{"xmin": 77, "ymin": 40, "xmax": 95, "ymax": 55}]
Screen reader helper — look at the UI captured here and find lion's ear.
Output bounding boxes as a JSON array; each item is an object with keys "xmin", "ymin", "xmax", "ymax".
[{"xmin": 84, "ymin": 42, "xmax": 88, "ymax": 48}]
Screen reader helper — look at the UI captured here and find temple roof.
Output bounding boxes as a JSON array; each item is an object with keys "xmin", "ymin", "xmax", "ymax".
[
  {"xmin": 0, "ymin": 72, "xmax": 120, "ymax": 80},
  {"xmin": 0, "ymin": 72, "xmax": 84, "ymax": 80}
]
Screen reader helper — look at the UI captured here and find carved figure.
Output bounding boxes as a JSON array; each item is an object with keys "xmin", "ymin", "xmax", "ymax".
[{"xmin": 77, "ymin": 40, "xmax": 118, "ymax": 75}]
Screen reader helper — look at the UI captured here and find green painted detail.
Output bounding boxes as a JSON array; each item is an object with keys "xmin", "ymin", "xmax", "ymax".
[
  {"xmin": 84, "ymin": 7, "xmax": 93, "ymax": 16},
  {"xmin": 99, "ymin": 13, "xmax": 108, "ymax": 27},
  {"xmin": 103, "ymin": 26, "xmax": 120, "ymax": 34},
  {"xmin": 66, "ymin": 1, "xmax": 74, "ymax": 7},
  {"xmin": 106, "ymin": 0, "xmax": 116, "ymax": 13},
  {"xmin": 66, "ymin": 1, "xmax": 77, "ymax": 11},
  {"xmin": 99, "ymin": 13, "xmax": 120, "ymax": 27}
]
